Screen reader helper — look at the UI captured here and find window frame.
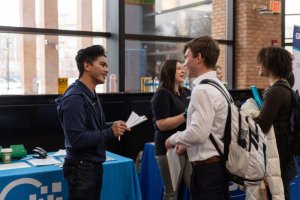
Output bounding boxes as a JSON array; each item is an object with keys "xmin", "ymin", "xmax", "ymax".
[
  {"xmin": 0, "ymin": 0, "xmax": 235, "ymax": 94},
  {"xmin": 119, "ymin": 0, "xmax": 235, "ymax": 91}
]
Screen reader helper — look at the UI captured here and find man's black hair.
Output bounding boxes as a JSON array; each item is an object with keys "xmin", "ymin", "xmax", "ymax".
[{"xmin": 75, "ymin": 45, "xmax": 106, "ymax": 78}]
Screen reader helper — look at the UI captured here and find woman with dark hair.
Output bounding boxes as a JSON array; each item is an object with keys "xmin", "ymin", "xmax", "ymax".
[
  {"xmin": 150, "ymin": 59, "xmax": 192, "ymax": 200},
  {"xmin": 255, "ymin": 46, "xmax": 297, "ymax": 200}
]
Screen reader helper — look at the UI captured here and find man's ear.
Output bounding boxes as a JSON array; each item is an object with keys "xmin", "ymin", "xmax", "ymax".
[
  {"xmin": 83, "ymin": 62, "xmax": 90, "ymax": 72},
  {"xmin": 196, "ymin": 53, "xmax": 202, "ymax": 64}
]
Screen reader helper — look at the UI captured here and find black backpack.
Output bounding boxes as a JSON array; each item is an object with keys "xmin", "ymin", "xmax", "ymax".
[{"xmin": 275, "ymin": 83, "xmax": 300, "ymax": 155}]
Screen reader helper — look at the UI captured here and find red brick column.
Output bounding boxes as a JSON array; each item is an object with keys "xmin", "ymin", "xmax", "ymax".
[
  {"xmin": 39, "ymin": 0, "xmax": 59, "ymax": 93},
  {"xmin": 212, "ymin": 0, "xmax": 227, "ymax": 82},
  {"xmin": 213, "ymin": 0, "xmax": 281, "ymax": 89},
  {"xmin": 235, "ymin": 0, "xmax": 281, "ymax": 89},
  {"xmin": 20, "ymin": 0, "xmax": 37, "ymax": 94},
  {"xmin": 77, "ymin": 0, "xmax": 93, "ymax": 48}
]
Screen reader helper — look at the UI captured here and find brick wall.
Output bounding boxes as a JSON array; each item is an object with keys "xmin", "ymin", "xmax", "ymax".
[
  {"xmin": 213, "ymin": 0, "xmax": 282, "ymax": 89},
  {"xmin": 212, "ymin": 0, "xmax": 227, "ymax": 82},
  {"xmin": 235, "ymin": 0, "xmax": 281, "ymax": 89}
]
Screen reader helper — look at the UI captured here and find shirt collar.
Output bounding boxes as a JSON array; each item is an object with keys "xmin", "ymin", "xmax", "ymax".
[
  {"xmin": 76, "ymin": 79, "xmax": 96, "ymax": 100},
  {"xmin": 191, "ymin": 71, "xmax": 217, "ymax": 89}
]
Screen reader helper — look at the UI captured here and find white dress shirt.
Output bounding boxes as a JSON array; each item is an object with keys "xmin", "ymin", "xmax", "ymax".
[{"xmin": 169, "ymin": 71, "xmax": 229, "ymax": 162}]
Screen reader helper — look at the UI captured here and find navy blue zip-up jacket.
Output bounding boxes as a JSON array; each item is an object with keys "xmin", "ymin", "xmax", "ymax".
[{"xmin": 56, "ymin": 80, "xmax": 114, "ymax": 163}]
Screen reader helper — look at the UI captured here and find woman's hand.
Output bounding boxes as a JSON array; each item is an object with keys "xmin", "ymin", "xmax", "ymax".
[{"xmin": 165, "ymin": 138, "xmax": 175, "ymax": 150}]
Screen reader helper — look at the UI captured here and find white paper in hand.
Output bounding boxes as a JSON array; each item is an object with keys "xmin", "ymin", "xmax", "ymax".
[
  {"xmin": 126, "ymin": 111, "xmax": 147, "ymax": 128},
  {"xmin": 166, "ymin": 148, "xmax": 181, "ymax": 191}
]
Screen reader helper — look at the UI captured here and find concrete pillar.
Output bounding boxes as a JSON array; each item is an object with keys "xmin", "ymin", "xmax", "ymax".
[
  {"xmin": 77, "ymin": 0, "xmax": 93, "ymax": 48},
  {"xmin": 20, "ymin": 0, "xmax": 37, "ymax": 94},
  {"xmin": 39, "ymin": 0, "xmax": 59, "ymax": 93}
]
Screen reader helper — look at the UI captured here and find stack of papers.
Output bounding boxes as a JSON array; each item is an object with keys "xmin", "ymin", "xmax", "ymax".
[
  {"xmin": 27, "ymin": 156, "xmax": 62, "ymax": 166},
  {"xmin": 52, "ymin": 149, "xmax": 66, "ymax": 156},
  {"xmin": 126, "ymin": 111, "xmax": 148, "ymax": 128},
  {"xmin": 0, "ymin": 162, "xmax": 31, "ymax": 171}
]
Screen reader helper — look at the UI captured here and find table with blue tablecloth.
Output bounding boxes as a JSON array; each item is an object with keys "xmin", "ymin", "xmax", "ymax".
[
  {"xmin": 139, "ymin": 142, "xmax": 300, "ymax": 200},
  {"xmin": 0, "ymin": 151, "xmax": 142, "ymax": 200}
]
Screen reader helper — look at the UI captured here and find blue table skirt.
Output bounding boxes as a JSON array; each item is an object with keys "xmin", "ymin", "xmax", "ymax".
[
  {"xmin": 0, "ymin": 151, "xmax": 142, "ymax": 200},
  {"xmin": 139, "ymin": 143, "xmax": 300, "ymax": 200}
]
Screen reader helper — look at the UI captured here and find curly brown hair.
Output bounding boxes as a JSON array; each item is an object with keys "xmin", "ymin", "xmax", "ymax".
[
  {"xmin": 256, "ymin": 46, "xmax": 293, "ymax": 79},
  {"xmin": 183, "ymin": 36, "xmax": 220, "ymax": 69}
]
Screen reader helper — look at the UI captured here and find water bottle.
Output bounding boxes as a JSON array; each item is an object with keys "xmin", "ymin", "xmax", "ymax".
[
  {"xmin": 183, "ymin": 76, "xmax": 190, "ymax": 89},
  {"xmin": 149, "ymin": 77, "xmax": 154, "ymax": 92},
  {"xmin": 109, "ymin": 74, "xmax": 118, "ymax": 92},
  {"xmin": 153, "ymin": 76, "xmax": 159, "ymax": 91}
]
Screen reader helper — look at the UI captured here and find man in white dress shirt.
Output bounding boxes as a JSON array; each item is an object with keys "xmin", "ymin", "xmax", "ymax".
[{"xmin": 165, "ymin": 36, "xmax": 230, "ymax": 200}]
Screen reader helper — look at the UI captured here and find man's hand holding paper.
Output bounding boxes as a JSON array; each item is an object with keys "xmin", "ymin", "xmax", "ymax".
[
  {"xmin": 126, "ymin": 111, "xmax": 148, "ymax": 129},
  {"xmin": 112, "ymin": 120, "xmax": 130, "ymax": 138},
  {"xmin": 117, "ymin": 111, "xmax": 147, "ymax": 141}
]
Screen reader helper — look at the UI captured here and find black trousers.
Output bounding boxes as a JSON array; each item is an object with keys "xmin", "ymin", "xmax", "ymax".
[{"xmin": 190, "ymin": 161, "xmax": 230, "ymax": 200}]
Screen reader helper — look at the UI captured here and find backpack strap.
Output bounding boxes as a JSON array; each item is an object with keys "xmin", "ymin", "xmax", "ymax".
[
  {"xmin": 200, "ymin": 79, "xmax": 234, "ymax": 104},
  {"xmin": 273, "ymin": 82, "xmax": 293, "ymax": 92},
  {"xmin": 200, "ymin": 79, "xmax": 232, "ymax": 161},
  {"xmin": 209, "ymin": 134, "xmax": 224, "ymax": 158}
]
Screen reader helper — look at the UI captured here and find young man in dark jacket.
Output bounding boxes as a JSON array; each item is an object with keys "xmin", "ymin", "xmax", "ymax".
[{"xmin": 56, "ymin": 45, "xmax": 130, "ymax": 200}]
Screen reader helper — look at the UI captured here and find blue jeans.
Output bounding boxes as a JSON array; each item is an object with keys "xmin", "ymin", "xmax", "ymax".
[{"xmin": 63, "ymin": 159, "xmax": 103, "ymax": 200}]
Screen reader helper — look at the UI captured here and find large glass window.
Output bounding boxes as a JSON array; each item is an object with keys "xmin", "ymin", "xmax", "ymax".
[
  {"xmin": 0, "ymin": 33, "xmax": 21, "ymax": 94},
  {"xmin": 284, "ymin": 0, "xmax": 300, "ymax": 46},
  {"xmin": 124, "ymin": 40, "xmax": 228, "ymax": 92},
  {"xmin": 124, "ymin": 0, "xmax": 233, "ymax": 91},
  {"xmin": 0, "ymin": 0, "xmax": 107, "ymax": 95},
  {"xmin": 0, "ymin": 0, "xmax": 105, "ymax": 32},
  {"xmin": 0, "ymin": 0, "xmax": 20, "ymax": 27},
  {"xmin": 125, "ymin": 40, "xmax": 185, "ymax": 92},
  {"xmin": 125, "ymin": 1, "xmax": 211, "ymax": 37},
  {"xmin": 0, "ymin": 33, "xmax": 107, "ymax": 95},
  {"xmin": 0, "ymin": 0, "xmax": 233, "ymax": 95},
  {"xmin": 285, "ymin": 16, "xmax": 300, "ymax": 41},
  {"xmin": 285, "ymin": 0, "xmax": 300, "ymax": 14}
]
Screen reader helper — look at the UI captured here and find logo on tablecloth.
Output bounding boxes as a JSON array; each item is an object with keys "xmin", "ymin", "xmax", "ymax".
[{"xmin": 0, "ymin": 178, "xmax": 63, "ymax": 200}]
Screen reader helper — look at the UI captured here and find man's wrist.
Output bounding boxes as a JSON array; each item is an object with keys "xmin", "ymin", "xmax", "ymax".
[{"xmin": 183, "ymin": 108, "xmax": 187, "ymax": 119}]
